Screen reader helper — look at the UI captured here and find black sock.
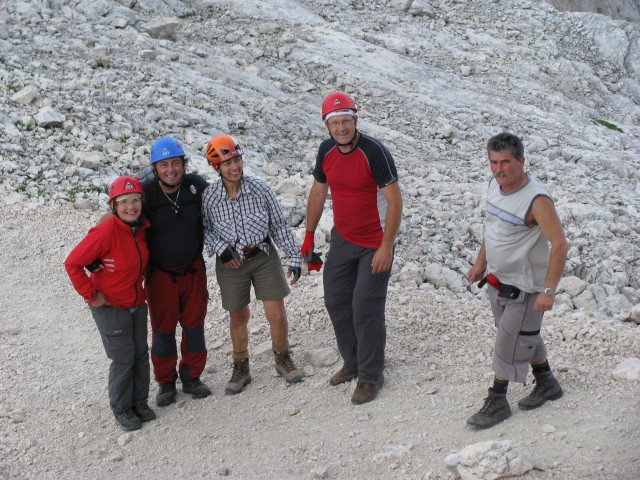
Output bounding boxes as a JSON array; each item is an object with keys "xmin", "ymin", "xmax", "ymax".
[
  {"xmin": 492, "ymin": 378, "xmax": 509, "ymax": 394},
  {"xmin": 532, "ymin": 360, "xmax": 551, "ymax": 375}
]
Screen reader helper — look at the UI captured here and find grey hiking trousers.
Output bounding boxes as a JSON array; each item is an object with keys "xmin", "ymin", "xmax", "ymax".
[
  {"xmin": 323, "ymin": 229, "xmax": 392, "ymax": 384},
  {"xmin": 91, "ymin": 304, "xmax": 150, "ymax": 413},
  {"xmin": 488, "ymin": 287, "xmax": 547, "ymax": 383}
]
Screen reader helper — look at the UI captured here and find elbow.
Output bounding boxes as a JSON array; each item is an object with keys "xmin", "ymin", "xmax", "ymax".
[{"xmin": 556, "ymin": 238, "xmax": 569, "ymax": 258}]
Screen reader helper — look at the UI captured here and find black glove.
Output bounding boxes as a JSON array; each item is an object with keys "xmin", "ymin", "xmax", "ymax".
[
  {"xmin": 84, "ymin": 258, "xmax": 103, "ymax": 273},
  {"xmin": 288, "ymin": 265, "xmax": 301, "ymax": 281},
  {"xmin": 219, "ymin": 246, "xmax": 240, "ymax": 264},
  {"xmin": 307, "ymin": 251, "xmax": 323, "ymax": 272}
]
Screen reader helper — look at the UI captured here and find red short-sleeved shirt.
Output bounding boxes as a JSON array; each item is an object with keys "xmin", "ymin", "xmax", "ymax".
[{"xmin": 313, "ymin": 133, "xmax": 398, "ymax": 249}]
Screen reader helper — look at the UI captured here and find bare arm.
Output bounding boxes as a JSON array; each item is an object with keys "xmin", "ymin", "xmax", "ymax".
[
  {"xmin": 305, "ymin": 180, "xmax": 329, "ymax": 232},
  {"xmin": 530, "ymin": 196, "xmax": 568, "ymax": 311},
  {"xmin": 467, "ymin": 241, "xmax": 487, "ymax": 283},
  {"xmin": 371, "ymin": 182, "xmax": 403, "ymax": 274}
]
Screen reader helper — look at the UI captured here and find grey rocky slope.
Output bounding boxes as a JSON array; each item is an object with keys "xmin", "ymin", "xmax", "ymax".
[
  {"xmin": 545, "ymin": 0, "xmax": 640, "ymax": 22},
  {"xmin": 1, "ymin": 1, "xmax": 639, "ymax": 479},
  {"xmin": 2, "ymin": 0, "xmax": 640, "ymax": 316}
]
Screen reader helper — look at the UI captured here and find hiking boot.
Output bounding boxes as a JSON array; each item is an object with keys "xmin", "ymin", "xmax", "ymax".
[
  {"xmin": 274, "ymin": 350, "xmax": 304, "ymax": 384},
  {"xmin": 518, "ymin": 371, "xmax": 563, "ymax": 410},
  {"xmin": 114, "ymin": 410, "xmax": 142, "ymax": 431},
  {"xmin": 182, "ymin": 378, "xmax": 212, "ymax": 399},
  {"xmin": 156, "ymin": 381, "xmax": 177, "ymax": 407},
  {"xmin": 132, "ymin": 402, "xmax": 156, "ymax": 422},
  {"xmin": 351, "ymin": 374, "xmax": 384, "ymax": 405},
  {"xmin": 225, "ymin": 358, "xmax": 251, "ymax": 395},
  {"xmin": 329, "ymin": 365, "xmax": 358, "ymax": 386},
  {"xmin": 466, "ymin": 388, "xmax": 512, "ymax": 429}
]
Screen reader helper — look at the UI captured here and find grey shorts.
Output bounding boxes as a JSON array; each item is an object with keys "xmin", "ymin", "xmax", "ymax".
[
  {"xmin": 488, "ymin": 286, "xmax": 548, "ymax": 383},
  {"xmin": 215, "ymin": 248, "xmax": 290, "ymax": 312}
]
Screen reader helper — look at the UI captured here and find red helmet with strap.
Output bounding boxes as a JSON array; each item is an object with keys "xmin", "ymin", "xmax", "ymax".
[
  {"xmin": 108, "ymin": 176, "xmax": 143, "ymax": 202},
  {"xmin": 321, "ymin": 92, "xmax": 357, "ymax": 121}
]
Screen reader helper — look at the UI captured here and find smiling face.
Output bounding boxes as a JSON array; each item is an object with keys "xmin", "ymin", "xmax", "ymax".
[
  {"xmin": 218, "ymin": 155, "xmax": 243, "ymax": 183},
  {"xmin": 154, "ymin": 157, "xmax": 184, "ymax": 190},
  {"xmin": 488, "ymin": 149, "xmax": 527, "ymax": 193},
  {"xmin": 326, "ymin": 113, "xmax": 358, "ymax": 148},
  {"xmin": 113, "ymin": 194, "xmax": 143, "ymax": 223}
]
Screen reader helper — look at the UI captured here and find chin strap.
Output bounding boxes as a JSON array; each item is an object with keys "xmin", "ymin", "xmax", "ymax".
[
  {"xmin": 159, "ymin": 179, "xmax": 180, "ymax": 189},
  {"xmin": 112, "ymin": 208, "xmax": 144, "ymax": 229},
  {"xmin": 334, "ymin": 129, "xmax": 359, "ymax": 149},
  {"xmin": 126, "ymin": 218, "xmax": 143, "ymax": 228}
]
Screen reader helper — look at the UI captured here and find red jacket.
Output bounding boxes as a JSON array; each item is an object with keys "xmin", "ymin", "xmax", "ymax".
[{"xmin": 65, "ymin": 215, "xmax": 151, "ymax": 309}]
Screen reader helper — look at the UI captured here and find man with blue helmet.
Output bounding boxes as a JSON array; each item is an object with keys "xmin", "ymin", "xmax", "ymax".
[{"xmin": 144, "ymin": 137, "xmax": 211, "ymax": 406}]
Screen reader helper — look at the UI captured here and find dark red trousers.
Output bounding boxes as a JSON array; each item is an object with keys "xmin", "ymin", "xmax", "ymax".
[{"xmin": 147, "ymin": 255, "xmax": 209, "ymax": 384}]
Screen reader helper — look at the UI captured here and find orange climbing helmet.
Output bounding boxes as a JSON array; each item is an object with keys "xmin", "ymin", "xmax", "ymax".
[{"xmin": 206, "ymin": 135, "xmax": 243, "ymax": 169}]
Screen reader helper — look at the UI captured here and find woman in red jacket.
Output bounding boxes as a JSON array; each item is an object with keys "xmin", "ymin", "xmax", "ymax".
[{"xmin": 65, "ymin": 176, "xmax": 154, "ymax": 431}]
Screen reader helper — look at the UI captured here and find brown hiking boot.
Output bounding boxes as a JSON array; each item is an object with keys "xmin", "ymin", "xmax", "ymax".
[
  {"xmin": 225, "ymin": 358, "xmax": 251, "ymax": 395},
  {"xmin": 518, "ymin": 371, "xmax": 563, "ymax": 410},
  {"xmin": 274, "ymin": 350, "xmax": 304, "ymax": 383},
  {"xmin": 351, "ymin": 374, "xmax": 384, "ymax": 405},
  {"xmin": 329, "ymin": 365, "xmax": 358, "ymax": 386},
  {"xmin": 467, "ymin": 388, "xmax": 512, "ymax": 429}
]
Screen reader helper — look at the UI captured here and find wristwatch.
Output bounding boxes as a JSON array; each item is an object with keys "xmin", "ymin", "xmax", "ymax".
[{"xmin": 542, "ymin": 287, "xmax": 556, "ymax": 296}]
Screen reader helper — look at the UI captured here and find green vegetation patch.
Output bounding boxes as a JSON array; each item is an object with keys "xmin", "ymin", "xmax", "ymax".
[{"xmin": 593, "ymin": 119, "xmax": 624, "ymax": 133}]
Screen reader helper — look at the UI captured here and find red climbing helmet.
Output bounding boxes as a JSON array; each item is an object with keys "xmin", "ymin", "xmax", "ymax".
[
  {"xmin": 321, "ymin": 92, "xmax": 357, "ymax": 121},
  {"xmin": 108, "ymin": 176, "xmax": 144, "ymax": 202}
]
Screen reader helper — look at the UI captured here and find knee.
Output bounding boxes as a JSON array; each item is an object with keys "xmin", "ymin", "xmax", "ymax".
[
  {"xmin": 184, "ymin": 324, "xmax": 206, "ymax": 353},
  {"xmin": 324, "ymin": 293, "xmax": 350, "ymax": 310},
  {"xmin": 152, "ymin": 330, "xmax": 177, "ymax": 357},
  {"xmin": 113, "ymin": 349, "xmax": 135, "ymax": 368},
  {"xmin": 230, "ymin": 311, "xmax": 250, "ymax": 329},
  {"xmin": 267, "ymin": 314, "xmax": 287, "ymax": 327}
]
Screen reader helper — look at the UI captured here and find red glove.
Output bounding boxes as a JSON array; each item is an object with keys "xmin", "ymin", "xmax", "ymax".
[
  {"xmin": 301, "ymin": 231, "xmax": 315, "ymax": 262},
  {"xmin": 307, "ymin": 251, "xmax": 323, "ymax": 272}
]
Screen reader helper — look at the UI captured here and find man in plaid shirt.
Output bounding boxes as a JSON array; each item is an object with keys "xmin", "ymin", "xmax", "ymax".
[{"xmin": 202, "ymin": 134, "xmax": 304, "ymax": 395}]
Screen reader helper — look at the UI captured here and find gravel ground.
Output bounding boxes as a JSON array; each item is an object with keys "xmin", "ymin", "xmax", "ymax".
[{"xmin": 1, "ymin": 203, "xmax": 639, "ymax": 480}]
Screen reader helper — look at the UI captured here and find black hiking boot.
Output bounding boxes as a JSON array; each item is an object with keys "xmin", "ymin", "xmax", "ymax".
[
  {"xmin": 467, "ymin": 388, "xmax": 512, "ymax": 429},
  {"xmin": 518, "ymin": 371, "xmax": 563, "ymax": 410},
  {"xmin": 114, "ymin": 410, "xmax": 142, "ymax": 431},
  {"xmin": 182, "ymin": 378, "xmax": 212, "ymax": 399},
  {"xmin": 156, "ymin": 381, "xmax": 177, "ymax": 407},
  {"xmin": 132, "ymin": 402, "xmax": 156, "ymax": 422}
]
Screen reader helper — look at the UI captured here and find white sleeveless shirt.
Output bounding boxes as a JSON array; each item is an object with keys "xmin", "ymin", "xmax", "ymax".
[{"xmin": 484, "ymin": 176, "xmax": 551, "ymax": 293}]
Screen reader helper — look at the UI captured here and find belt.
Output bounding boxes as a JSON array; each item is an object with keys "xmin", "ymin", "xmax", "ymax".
[
  {"xmin": 479, "ymin": 274, "xmax": 521, "ymax": 299},
  {"xmin": 152, "ymin": 263, "xmax": 196, "ymax": 276},
  {"xmin": 242, "ymin": 246, "xmax": 263, "ymax": 261}
]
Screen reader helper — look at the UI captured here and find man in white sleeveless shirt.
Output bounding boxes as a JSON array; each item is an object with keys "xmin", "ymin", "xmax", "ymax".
[{"xmin": 467, "ymin": 132, "xmax": 569, "ymax": 429}]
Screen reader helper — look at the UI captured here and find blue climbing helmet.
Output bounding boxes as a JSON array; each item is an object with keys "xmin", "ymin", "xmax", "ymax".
[{"xmin": 150, "ymin": 137, "xmax": 186, "ymax": 164}]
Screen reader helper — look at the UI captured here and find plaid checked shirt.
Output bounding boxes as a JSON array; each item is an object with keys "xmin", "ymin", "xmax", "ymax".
[{"xmin": 202, "ymin": 175, "xmax": 302, "ymax": 268}]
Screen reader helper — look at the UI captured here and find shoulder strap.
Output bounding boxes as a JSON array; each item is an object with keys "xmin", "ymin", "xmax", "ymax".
[
  {"xmin": 143, "ymin": 181, "xmax": 161, "ymax": 218},
  {"xmin": 183, "ymin": 175, "xmax": 204, "ymax": 214}
]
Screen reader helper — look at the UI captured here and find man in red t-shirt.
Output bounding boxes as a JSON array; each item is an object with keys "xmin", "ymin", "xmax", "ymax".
[{"xmin": 302, "ymin": 92, "xmax": 403, "ymax": 405}]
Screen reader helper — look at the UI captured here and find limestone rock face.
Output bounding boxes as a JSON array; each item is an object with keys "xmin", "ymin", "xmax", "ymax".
[{"xmin": 545, "ymin": 0, "xmax": 640, "ymax": 22}]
